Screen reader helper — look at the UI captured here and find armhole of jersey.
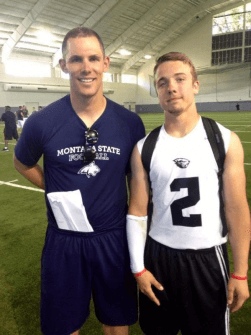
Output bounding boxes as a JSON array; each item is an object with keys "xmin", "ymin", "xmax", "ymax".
[
  {"xmin": 216, "ymin": 122, "xmax": 231, "ymax": 154},
  {"xmin": 137, "ymin": 136, "xmax": 148, "ymax": 156}
]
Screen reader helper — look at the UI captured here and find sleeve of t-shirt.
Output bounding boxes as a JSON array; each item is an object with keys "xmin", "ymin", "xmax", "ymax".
[
  {"xmin": 126, "ymin": 115, "xmax": 145, "ymax": 175},
  {"xmin": 15, "ymin": 114, "xmax": 44, "ymax": 166},
  {"xmin": 137, "ymin": 134, "xmax": 148, "ymax": 155},
  {"xmin": 132, "ymin": 116, "xmax": 145, "ymax": 145}
]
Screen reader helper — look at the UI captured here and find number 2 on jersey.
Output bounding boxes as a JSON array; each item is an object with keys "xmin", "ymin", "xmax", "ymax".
[{"xmin": 170, "ymin": 177, "xmax": 202, "ymax": 227}]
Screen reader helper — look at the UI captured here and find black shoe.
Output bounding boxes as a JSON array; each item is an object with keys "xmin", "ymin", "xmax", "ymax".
[{"xmin": 1, "ymin": 147, "xmax": 9, "ymax": 151}]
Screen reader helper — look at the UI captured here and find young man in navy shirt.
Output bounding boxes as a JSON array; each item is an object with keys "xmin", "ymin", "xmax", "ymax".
[{"xmin": 14, "ymin": 27, "xmax": 145, "ymax": 335}]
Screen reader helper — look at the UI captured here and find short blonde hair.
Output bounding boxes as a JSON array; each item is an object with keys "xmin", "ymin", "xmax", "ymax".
[
  {"xmin": 62, "ymin": 27, "xmax": 105, "ymax": 58},
  {"xmin": 154, "ymin": 52, "xmax": 197, "ymax": 82}
]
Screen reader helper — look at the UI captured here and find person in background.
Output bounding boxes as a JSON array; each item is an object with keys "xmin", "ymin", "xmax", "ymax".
[
  {"xmin": 22, "ymin": 105, "xmax": 29, "ymax": 118},
  {"xmin": 14, "ymin": 27, "xmax": 145, "ymax": 335},
  {"xmin": 1, "ymin": 106, "xmax": 19, "ymax": 151},
  {"xmin": 16, "ymin": 106, "xmax": 24, "ymax": 128},
  {"xmin": 21, "ymin": 105, "xmax": 29, "ymax": 127},
  {"xmin": 127, "ymin": 52, "xmax": 250, "ymax": 335},
  {"xmin": 32, "ymin": 106, "xmax": 43, "ymax": 114}
]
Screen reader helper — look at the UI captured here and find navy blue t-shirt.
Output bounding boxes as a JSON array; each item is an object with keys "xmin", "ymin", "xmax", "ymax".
[
  {"xmin": 2, "ymin": 111, "xmax": 16, "ymax": 128},
  {"xmin": 15, "ymin": 95, "xmax": 145, "ymax": 231}
]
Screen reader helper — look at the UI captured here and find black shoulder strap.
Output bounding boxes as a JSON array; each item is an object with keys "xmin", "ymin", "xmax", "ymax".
[
  {"xmin": 141, "ymin": 125, "xmax": 161, "ymax": 234},
  {"xmin": 141, "ymin": 125, "xmax": 162, "ymax": 175},
  {"xmin": 202, "ymin": 117, "xmax": 227, "ymax": 237},
  {"xmin": 201, "ymin": 117, "xmax": 225, "ymax": 173}
]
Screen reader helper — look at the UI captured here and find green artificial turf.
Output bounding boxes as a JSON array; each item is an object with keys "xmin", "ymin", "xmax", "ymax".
[{"xmin": 0, "ymin": 111, "xmax": 251, "ymax": 334}]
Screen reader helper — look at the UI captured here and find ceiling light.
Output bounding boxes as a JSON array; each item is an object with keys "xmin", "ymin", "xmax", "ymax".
[
  {"xmin": 119, "ymin": 49, "xmax": 131, "ymax": 55},
  {"xmin": 36, "ymin": 30, "xmax": 55, "ymax": 42},
  {"xmin": 144, "ymin": 55, "xmax": 152, "ymax": 59}
]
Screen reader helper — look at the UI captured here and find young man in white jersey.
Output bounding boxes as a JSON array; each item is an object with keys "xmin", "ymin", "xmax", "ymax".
[{"xmin": 126, "ymin": 52, "xmax": 250, "ymax": 335}]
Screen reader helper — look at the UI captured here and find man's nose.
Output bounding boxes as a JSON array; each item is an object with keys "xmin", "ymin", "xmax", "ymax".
[
  {"xmin": 81, "ymin": 61, "xmax": 91, "ymax": 73},
  {"xmin": 167, "ymin": 80, "xmax": 177, "ymax": 93}
]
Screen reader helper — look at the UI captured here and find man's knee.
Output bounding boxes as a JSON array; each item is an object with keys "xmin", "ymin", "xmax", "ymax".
[
  {"xmin": 102, "ymin": 324, "xmax": 129, "ymax": 335},
  {"xmin": 70, "ymin": 331, "xmax": 80, "ymax": 335}
]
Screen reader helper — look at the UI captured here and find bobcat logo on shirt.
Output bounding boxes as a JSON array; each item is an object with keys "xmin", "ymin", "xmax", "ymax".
[
  {"xmin": 78, "ymin": 162, "xmax": 100, "ymax": 178},
  {"xmin": 173, "ymin": 158, "xmax": 190, "ymax": 169}
]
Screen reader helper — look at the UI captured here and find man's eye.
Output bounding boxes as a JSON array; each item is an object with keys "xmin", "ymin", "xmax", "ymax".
[
  {"xmin": 90, "ymin": 56, "xmax": 99, "ymax": 62},
  {"xmin": 70, "ymin": 57, "xmax": 82, "ymax": 62},
  {"xmin": 177, "ymin": 78, "xmax": 184, "ymax": 82}
]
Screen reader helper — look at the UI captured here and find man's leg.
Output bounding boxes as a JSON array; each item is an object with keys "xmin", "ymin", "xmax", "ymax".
[
  {"xmin": 2, "ymin": 129, "xmax": 9, "ymax": 150},
  {"xmin": 2, "ymin": 135, "xmax": 9, "ymax": 151},
  {"xmin": 102, "ymin": 325, "xmax": 129, "ymax": 335},
  {"xmin": 92, "ymin": 230, "xmax": 137, "ymax": 331},
  {"xmin": 41, "ymin": 227, "xmax": 92, "ymax": 335}
]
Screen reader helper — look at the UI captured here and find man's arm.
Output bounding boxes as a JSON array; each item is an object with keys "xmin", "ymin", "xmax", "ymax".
[
  {"xmin": 223, "ymin": 132, "xmax": 250, "ymax": 313},
  {"xmin": 127, "ymin": 145, "xmax": 163, "ymax": 306},
  {"xmin": 13, "ymin": 154, "xmax": 45, "ymax": 190}
]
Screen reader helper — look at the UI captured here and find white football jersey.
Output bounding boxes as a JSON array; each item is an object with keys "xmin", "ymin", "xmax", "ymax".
[{"xmin": 137, "ymin": 117, "xmax": 231, "ymax": 249}]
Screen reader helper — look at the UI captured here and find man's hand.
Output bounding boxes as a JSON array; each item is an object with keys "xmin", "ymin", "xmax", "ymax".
[
  {"xmin": 227, "ymin": 277, "xmax": 250, "ymax": 313},
  {"xmin": 135, "ymin": 269, "xmax": 164, "ymax": 306}
]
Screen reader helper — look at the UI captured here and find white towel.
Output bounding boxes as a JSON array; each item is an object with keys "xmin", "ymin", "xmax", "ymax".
[{"xmin": 47, "ymin": 190, "xmax": 94, "ymax": 232}]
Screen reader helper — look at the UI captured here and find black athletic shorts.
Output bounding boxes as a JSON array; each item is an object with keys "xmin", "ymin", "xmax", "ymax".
[
  {"xmin": 41, "ymin": 225, "xmax": 138, "ymax": 335},
  {"xmin": 140, "ymin": 237, "xmax": 230, "ymax": 335},
  {"xmin": 4, "ymin": 126, "xmax": 18, "ymax": 140}
]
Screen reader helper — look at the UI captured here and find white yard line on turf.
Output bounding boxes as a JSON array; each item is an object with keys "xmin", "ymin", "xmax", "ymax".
[
  {"xmin": 244, "ymin": 163, "xmax": 251, "ymax": 165},
  {"xmin": 0, "ymin": 180, "xmax": 44, "ymax": 192},
  {"xmin": 7, "ymin": 179, "xmax": 18, "ymax": 183},
  {"xmin": 0, "ymin": 142, "xmax": 16, "ymax": 146}
]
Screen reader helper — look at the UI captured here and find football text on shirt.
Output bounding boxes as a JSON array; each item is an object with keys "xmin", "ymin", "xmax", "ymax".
[{"xmin": 57, "ymin": 145, "xmax": 120, "ymax": 161}]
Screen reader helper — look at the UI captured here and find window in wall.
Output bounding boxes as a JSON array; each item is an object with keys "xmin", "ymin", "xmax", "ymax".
[
  {"xmin": 245, "ymin": 30, "xmax": 251, "ymax": 46},
  {"xmin": 61, "ymin": 71, "xmax": 70, "ymax": 79},
  {"xmin": 212, "ymin": 6, "xmax": 244, "ymax": 35},
  {"xmin": 212, "ymin": 3, "xmax": 251, "ymax": 66},
  {"xmin": 149, "ymin": 75, "xmax": 157, "ymax": 98},
  {"xmin": 211, "ymin": 49, "xmax": 242, "ymax": 66},
  {"xmin": 121, "ymin": 74, "xmax": 137, "ymax": 84},
  {"xmin": 244, "ymin": 47, "xmax": 251, "ymax": 62},
  {"xmin": 103, "ymin": 72, "xmax": 113, "ymax": 82},
  {"xmin": 212, "ymin": 32, "xmax": 242, "ymax": 51},
  {"xmin": 245, "ymin": 3, "xmax": 251, "ymax": 29},
  {"xmin": 5, "ymin": 60, "xmax": 51, "ymax": 77}
]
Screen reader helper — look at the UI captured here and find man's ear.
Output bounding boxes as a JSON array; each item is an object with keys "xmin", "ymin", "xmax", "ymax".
[
  {"xmin": 193, "ymin": 80, "xmax": 200, "ymax": 95},
  {"xmin": 59, "ymin": 59, "xmax": 68, "ymax": 73},
  {"xmin": 103, "ymin": 56, "xmax": 110, "ymax": 73}
]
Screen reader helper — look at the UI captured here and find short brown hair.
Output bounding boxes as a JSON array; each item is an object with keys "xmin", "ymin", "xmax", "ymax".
[
  {"xmin": 62, "ymin": 27, "xmax": 105, "ymax": 58},
  {"xmin": 154, "ymin": 52, "xmax": 197, "ymax": 82}
]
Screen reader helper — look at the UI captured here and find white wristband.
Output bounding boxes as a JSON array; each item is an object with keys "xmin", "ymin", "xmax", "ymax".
[{"xmin": 126, "ymin": 214, "xmax": 148, "ymax": 274}]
